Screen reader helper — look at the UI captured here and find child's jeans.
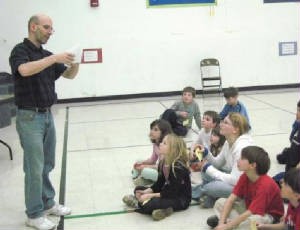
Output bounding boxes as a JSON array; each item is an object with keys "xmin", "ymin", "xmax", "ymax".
[
  {"xmin": 192, "ymin": 172, "xmax": 233, "ymax": 207},
  {"xmin": 131, "ymin": 168, "xmax": 158, "ymax": 181}
]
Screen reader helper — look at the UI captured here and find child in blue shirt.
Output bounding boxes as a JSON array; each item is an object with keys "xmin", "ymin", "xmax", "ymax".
[{"xmin": 220, "ymin": 87, "xmax": 251, "ymax": 128}]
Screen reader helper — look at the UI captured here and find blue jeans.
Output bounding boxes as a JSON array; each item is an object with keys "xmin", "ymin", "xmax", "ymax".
[
  {"xmin": 192, "ymin": 172, "xmax": 233, "ymax": 208},
  {"xmin": 16, "ymin": 109, "xmax": 56, "ymax": 218}
]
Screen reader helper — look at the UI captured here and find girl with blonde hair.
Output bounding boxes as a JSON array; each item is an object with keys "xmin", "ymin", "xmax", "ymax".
[{"xmin": 123, "ymin": 134, "xmax": 191, "ymax": 221}]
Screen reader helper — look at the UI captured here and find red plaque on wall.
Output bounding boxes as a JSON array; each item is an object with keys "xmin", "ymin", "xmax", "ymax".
[
  {"xmin": 81, "ymin": 48, "xmax": 102, "ymax": 64},
  {"xmin": 90, "ymin": 0, "xmax": 99, "ymax": 7}
]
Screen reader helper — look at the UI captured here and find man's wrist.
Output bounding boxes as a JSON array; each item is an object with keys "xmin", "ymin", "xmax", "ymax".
[{"xmin": 48, "ymin": 54, "xmax": 57, "ymax": 64}]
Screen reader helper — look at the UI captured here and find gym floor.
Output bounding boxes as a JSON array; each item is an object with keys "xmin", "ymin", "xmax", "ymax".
[{"xmin": 0, "ymin": 88, "xmax": 298, "ymax": 229}]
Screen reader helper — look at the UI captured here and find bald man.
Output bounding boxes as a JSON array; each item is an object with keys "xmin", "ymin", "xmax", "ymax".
[{"xmin": 9, "ymin": 14, "xmax": 79, "ymax": 230}]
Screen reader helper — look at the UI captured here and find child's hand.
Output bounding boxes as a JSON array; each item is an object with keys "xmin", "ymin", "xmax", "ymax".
[
  {"xmin": 134, "ymin": 164, "xmax": 145, "ymax": 171},
  {"xmin": 135, "ymin": 188, "xmax": 152, "ymax": 199},
  {"xmin": 135, "ymin": 190, "xmax": 144, "ymax": 200},
  {"xmin": 134, "ymin": 162, "xmax": 144, "ymax": 170},
  {"xmin": 256, "ymin": 223, "xmax": 272, "ymax": 230},
  {"xmin": 138, "ymin": 193, "xmax": 153, "ymax": 202},
  {"xmin": 196, "ymin": 145, "xmax": 205, "ymax": 153},
  {"xmin": 214, "ymin": 223, "xmax": 228, "ymax": 230},
  {"xmin": 180, "ymin": 111, "xmax": 189, "ymax": 118},
  {"xmin": 198, "ymin": 159, "xmax": 208, "ymax": 171}
]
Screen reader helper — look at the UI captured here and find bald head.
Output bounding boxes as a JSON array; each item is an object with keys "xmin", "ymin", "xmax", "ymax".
[
  {"xmin": 28, "ymin": 14, "xmax": 52, "ymax": 32},
  {"xmin": 27, "ymin": 14, "xmax": 53, "ymax": 46}
]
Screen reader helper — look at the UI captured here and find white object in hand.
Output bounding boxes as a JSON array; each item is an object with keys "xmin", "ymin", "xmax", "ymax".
[{"xmin": 66, "ymin": 44, "xmax": 82, "ymax": 63}]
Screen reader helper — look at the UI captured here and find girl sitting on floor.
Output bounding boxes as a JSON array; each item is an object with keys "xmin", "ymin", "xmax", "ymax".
[
  {"xmin": 123, "ymin": 134, "xmax": 191, "ymax": 221},
  {"xmin": 131, "ymin": 119, "xmax": 172, "ymax": 186}
]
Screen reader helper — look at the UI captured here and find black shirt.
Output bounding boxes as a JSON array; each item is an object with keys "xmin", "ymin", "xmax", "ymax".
[
  {"xmin": 9, "ymin": 38, "xmax": 66, "ymax": 108},
  {"xmin": 151, "ymin": 161, "xmax": 191, "ymax": 208}
]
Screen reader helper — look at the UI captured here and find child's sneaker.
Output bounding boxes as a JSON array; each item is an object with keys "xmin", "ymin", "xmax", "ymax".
[
  {"xmin": 152, "ymin": 207, "xmax": 173, "ymax": 221},
  {"xmin": 133, "ymin": 177, "xmax": 153, "ymax": 186},
  {"xmin": 26, "ymin": 216, "xmax": 56, "ymax": 230},
  {"xmin": 122, "ymin": 194, "xmax": 138, "ymax": 208},
  {"xmin": 131, "ymin": 169, "xmax": 139, "ymax": 179},
  {"xmin": 199, "ymin": 195, "xmax": 214, "ymax": 208}
]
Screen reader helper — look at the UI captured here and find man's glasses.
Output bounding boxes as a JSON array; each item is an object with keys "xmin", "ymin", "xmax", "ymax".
[{"xmin": 39, "ymin": 24, "xmax": 55, "ymax": 33}]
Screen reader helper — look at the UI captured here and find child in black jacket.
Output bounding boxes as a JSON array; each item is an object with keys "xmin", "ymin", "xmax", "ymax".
[
  {"xmin": 273, "ymin": 100, "xmax": 300, "ymax": 185},
  {"xmin": 123, "ymin": 134, "xmax": 191, "ymax": 220}
]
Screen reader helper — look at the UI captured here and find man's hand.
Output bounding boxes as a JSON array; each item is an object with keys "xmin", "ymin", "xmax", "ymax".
[{"xmin": 52, "ymin": 52, "xmax": 75, "ymax": 65}]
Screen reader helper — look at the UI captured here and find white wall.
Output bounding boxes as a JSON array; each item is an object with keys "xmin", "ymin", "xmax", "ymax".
[{"xmin": 0, "ymin": 0, "xmax": 299, "ymax": 99}]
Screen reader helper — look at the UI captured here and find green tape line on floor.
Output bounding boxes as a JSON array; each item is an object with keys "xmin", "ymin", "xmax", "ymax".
[
  {"xmin": 64, "ymin": 203, "xmax": 199, "ymax": 220},
  {"xmin": 64, "ymin": 210, "xmax": 133, "ymax": 219}
]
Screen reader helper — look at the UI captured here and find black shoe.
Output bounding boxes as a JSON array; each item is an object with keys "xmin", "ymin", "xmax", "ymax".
[{"xmin": 207, "ymin": 215, "xmax": 219, "ymax": 228}]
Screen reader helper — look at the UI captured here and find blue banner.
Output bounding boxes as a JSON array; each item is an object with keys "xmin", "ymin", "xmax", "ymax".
[{"xmin": 149, "ymin": 0, "xmax": 215, "ymax": 6}]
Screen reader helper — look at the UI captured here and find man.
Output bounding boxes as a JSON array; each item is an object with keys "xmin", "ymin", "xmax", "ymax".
[{"xmin": 9, "ymin": 14, "xmax": 79, "ymax": 230}]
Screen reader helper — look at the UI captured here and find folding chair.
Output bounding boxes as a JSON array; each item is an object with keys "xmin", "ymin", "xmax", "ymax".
[{"xmin": 200, "ymin": 58, "xmax": 222, "ymax": 97}]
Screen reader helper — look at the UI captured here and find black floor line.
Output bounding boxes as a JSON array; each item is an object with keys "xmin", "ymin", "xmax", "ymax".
[
  {"xmin": 57, "ymin": 107, "xmax": 70, "ymax": 230},
  {"xmin": 69, "ymin": 116, "xmax": 157, "ymax": 125},
  {"xmin": 244, "ymin": 94, "xmax": 295, "ymax": 115},
  {"xmin": 66, "ymin": 99, "xmax": 167, "ymax": 108}
]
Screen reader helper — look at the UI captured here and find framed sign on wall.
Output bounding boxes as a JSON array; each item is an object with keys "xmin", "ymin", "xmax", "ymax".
[
  {"xmin": 81, "ymin": 48, "xmax": 102, "ymax": 64},
  {"xmin": 147, "ymin": 0, "xmax": 216, "ymax": 8}
]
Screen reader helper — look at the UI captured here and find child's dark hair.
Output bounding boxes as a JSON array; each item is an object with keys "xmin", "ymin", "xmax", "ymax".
[
  {"xmin": 223, "ymin": 87, "xmax": 238, "ymax": 99},
  {"xmin": 241, "ymin": 146, "xmax": 270, "ymax": 175},
  {"xmin": 297, "ymin": 100, "xmax": 300, "ymax": 108},
  {"xmin": 183, "ymin": 86, "xmax": 196, "ymax": 98},
  {"xmin": 210, "ymin": 126, "xmax": 225, "ymax": 156},
  {"xmin": 150, "ymin": 119, "xmax": 173, "ymax": 144},
  {"xmin": 284, "ymin": 167, "xmax": 300, "ymax": 193},
  {"xmin": 204, "ymin": 110, "xmax": 221, "ymax": 125},
  {"xmin": 211, "ymin": 126, "xmax": 225, "ymax": 146}
]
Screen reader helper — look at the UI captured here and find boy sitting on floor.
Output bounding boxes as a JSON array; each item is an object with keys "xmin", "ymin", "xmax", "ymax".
[{"xmin": 207, "ymin": 146, "xmax": 284, "ymax": 229}]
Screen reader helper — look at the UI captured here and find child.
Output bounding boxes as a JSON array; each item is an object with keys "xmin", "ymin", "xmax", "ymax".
[
  {"xmin": 207, "ymin": 146, "xmax": 284, "ymax": 229},
  {"xmin": 191, "ymin": 113, "xmax": 253, "ymax": 208},
  {"xmin": 131, "ymin": 119, "xmax": 172, "ymax": 186},
  {"xmin": 123, "ymin": 134, "xmax": 191, "ymax": 221},
  {"xmin": 210, "ymin": 126, "xmax": 226, "ymax": 157},
  {"xmin": 189, "ymin": 110, "xmax": 219, "ymax": 172},
  {"xmin": 161, "ymin": 86, "xmax": 201, "ymax": 136},
  {"xmin": 220, "ymin": 87, "xmax": 251, "ymax": 127},
  {"xmin": 257, "ymin": 167, "xmax": 300, "ymax": 230},
  {"xmin": 190, "ymin": 125, "xmax": 225, "ymax": 186},
  {"xmin": 275, "ymin": 100, "xmax": 300, "ymax": 174},
  {"xmin": 191, "ymin": 110, "xmax": 220, "ymax": 152}
]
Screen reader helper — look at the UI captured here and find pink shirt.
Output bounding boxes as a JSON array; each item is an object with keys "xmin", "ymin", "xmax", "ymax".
[{"xmin": 148, "ymin": 144, "xmax": 160, "ymax": 163}]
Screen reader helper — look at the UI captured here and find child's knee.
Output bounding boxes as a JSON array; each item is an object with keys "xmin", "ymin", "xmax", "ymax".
[
  {"xmin": 141, "ymin": 168, "xmax": 158, "ymax": 181},
  {"xmin": 214, "ymin": 198, "xmax": 226, "ymax": 214}
]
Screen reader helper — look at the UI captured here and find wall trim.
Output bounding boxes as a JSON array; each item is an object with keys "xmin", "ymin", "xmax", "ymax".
[{"xmin": 57, "ymin": 83, "xmax": 300, "ymax": 104}]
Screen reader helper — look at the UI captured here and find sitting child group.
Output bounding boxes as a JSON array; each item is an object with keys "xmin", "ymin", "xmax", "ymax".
[{"xmin": 122, "ymin": 86, "xmax": 300, "ymax": 230}]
